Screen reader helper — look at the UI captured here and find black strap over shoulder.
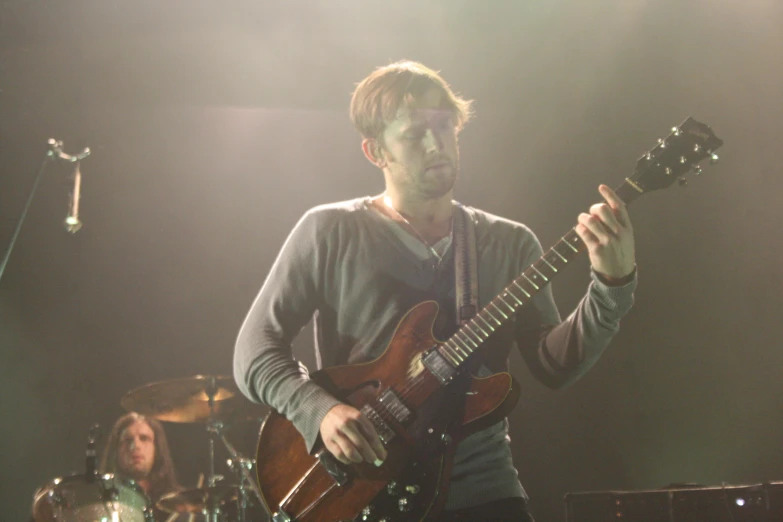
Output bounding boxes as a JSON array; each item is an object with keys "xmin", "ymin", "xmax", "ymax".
[{"xmin": 453, "ymin": 203, "xmax": 479, "ymax": 326}]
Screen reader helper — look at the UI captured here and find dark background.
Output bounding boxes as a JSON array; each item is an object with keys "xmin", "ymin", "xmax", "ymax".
[{"xmin": 1, "ymin": 1, "xmax": 782, "ymax": 521}]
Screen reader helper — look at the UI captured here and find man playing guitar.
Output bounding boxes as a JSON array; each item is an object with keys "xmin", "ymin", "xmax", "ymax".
[{"xmin": 233, "ymin": 60, "xmax": 636, "ymax": 521}]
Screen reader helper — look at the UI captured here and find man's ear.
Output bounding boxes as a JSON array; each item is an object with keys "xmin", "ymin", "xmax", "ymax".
[{"xmin": 361, "ymin": 138, "xmax": 386, "ymax": 169}]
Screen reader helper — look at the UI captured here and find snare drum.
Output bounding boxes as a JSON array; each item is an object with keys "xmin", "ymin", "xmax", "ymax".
[{"xmin": 32, "ymin": 473, "xmax": 154, "ymax": 522}]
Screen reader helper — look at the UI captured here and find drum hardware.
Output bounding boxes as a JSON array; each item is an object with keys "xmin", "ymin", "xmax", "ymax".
[
  {"xmin": 85, "ymin": 423, "xmax": 100, "ymax": 482},
  {"xmin": 120, "ymin": 374, "xmax": 267, "ymax": 424},
  {"xmin": 31, "ymin": 375, "xmax": 269, "ymax": 521},
  {"xmin": 210, "ymin": 421, "xmax": 265, "ymax": 522},
  {"xmin": 122, "ymin": 374, "xmax": 269, "ymax": 522},
  {"xmin": 32, "ymin": 473, "xmax": 154, "ymax": 522},
  {"xmin": 156, "ymin": 484, "xmax": 240, "ymax": 514}
]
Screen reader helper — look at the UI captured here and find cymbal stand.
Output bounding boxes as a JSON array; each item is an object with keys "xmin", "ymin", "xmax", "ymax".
[
  {"xmin": 205, "ymin": 377, "xmax": 222, "ymax": 522},
  {"xmin": 207, "ymin": 421, "xmax": 266, "ymax": 522}
]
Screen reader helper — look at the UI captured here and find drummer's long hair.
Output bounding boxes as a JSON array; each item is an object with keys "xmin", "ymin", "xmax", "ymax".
[{"xmin": 100, "ymin": 412, "xmax": 180, "ymax": 501}]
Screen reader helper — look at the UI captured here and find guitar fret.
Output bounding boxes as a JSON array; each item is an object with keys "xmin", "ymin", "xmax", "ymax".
[
  {"xmin": 564, "ymin": 237, "xmax": 579, "ymax": 252},
  {"xmin": 489, "ymin": 302, "xmax": 509, "ymax": 319},
  {"xmin": 443, "ymin": 343, "xmax": 464, "ymax": 363},
  {"xmin": 484, "ymin": 307, "xmax": 502, "ymax": 324},
  {"xmin": 470, "ymin": 319, "xmax": 489, "ymax": 337},
  {"xmin": 457, "ymin": 331, "xmax": 479, "ymax": 348},
  {"xmin": 505, "ymin": 290, "xmax": 523, "ymax": 306},
  {"xmin": 552, "ymin": 246, "xmax": 568, "ymax": 262},
  {"xmin": 438, "ymin": 346, "xmax": 460, "ymax": 366},
  {"xmin": 477, "ymin": 314, "xmax": 495, "ymax": 331},
  {"xmin": 512, "ymin": 281, "xmax": 531, "ymax": 298},
  {"xmin": 463, "ymin": 326, "xmax": 483, "ymax": 344},
  {"xmin": 449, "ymin": 339, "xmax": 470, "ymax": 359},
  {"xmin": 451, "ymin": 337, "xmax": 471, "ymax": 355},
  {"xmin": 497, "ymin": 295, "xmax": 516, "ymax": 312},
  {"xmin": 531, "ymin": 265, "xmax": 548, "ymax": 282},
  {"xmin": 522, "ymin": 273, "xmax": 540, "ymax": 290},
  {"xmin": 542, "ymin": 257, "xmax": 557, "ymax": 272}
]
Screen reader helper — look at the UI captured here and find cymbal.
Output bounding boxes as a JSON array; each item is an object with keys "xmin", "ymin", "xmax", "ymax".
[
  {"xmin": 121, "ymin": 375, "xmax": 266, "ymax": 423},
  {"xmin": 157, "ymin": 485, "xmax": 239, "ymax": 514}
]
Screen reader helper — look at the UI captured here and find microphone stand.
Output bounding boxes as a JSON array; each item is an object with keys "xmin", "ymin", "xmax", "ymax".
[{"xmin": 0, "ymin": 139, "xmax": 90, "ymax": 286}]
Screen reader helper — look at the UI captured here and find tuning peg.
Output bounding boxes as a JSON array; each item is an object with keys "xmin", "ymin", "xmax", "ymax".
[
  {"xmin": 658, "ymin": 138, "xmax": 666, "ymax": 148},
  {"xmin": 671, "ymin": 126, "xmax": 681, "ymax": 136},
  {"xmin": 692, "ymin": 165, "xmax": 703, "ymax": 176},
  {"xmin": 709, "ymin": 152, "xmax": 719, "ymax": 164},
  {"xmin": 678, "ymin": 177, "xmax": 688, "ymax": 187}
]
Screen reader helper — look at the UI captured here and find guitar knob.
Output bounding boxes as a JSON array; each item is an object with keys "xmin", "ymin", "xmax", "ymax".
[
  {"xmin": 398, "ymin": 497, "xmax": 411, "ymax": 512},
  {"xmin": 405, "ymin": 484, "xmax": 420, "ymax": 494},
  {"xmin": 386, "ymin": 480, "xmax": 399, "ymax": 496},
  {"xmin": 360, "ymin": 505, "xmax": 374, "ymax": 521}
]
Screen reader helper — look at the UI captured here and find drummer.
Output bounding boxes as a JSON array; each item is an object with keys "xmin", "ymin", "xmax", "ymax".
[{"xmin": 101, "ymin": 412, "xmax": 185, "ymax": 520}]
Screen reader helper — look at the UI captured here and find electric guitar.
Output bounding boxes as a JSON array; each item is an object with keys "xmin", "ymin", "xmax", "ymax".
[{"xmin": 254, "ymin": 118, "xmax": 724, "ymax": 522}]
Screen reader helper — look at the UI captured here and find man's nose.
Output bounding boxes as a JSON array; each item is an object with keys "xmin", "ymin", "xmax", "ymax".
[{"xmin": 422, "ymin": 128, "xmax": 444, "ymax": 153}]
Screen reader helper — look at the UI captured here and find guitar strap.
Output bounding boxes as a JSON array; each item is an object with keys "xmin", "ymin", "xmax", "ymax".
[{"xmin": 453, "ymin": 203, "xmax": 479, "ymax": 326}]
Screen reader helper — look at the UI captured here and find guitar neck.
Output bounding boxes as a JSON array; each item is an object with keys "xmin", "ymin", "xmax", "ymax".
[{"xmin": 439, "ymin": 178, "xmax": 641, "ymax": 368}]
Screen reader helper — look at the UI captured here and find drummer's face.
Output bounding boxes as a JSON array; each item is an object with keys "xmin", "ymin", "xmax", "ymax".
[{"xmin": 118, "ymin": 420, "xmax": 156, "ymax": 480}]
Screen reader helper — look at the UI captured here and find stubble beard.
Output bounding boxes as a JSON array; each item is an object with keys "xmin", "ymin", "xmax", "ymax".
[
  {"xmin": 120, "ymin": 459, "xmax": 153, "ymax": 482},
  {"xmin": 420, "ymin": 161, "xmax": 458, "ymax": 199},
  {"xmin": 394, "ymin": 160, "xmax": 459, "ymax": 201}
]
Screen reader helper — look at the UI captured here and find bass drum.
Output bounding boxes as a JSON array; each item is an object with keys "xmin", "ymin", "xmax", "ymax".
[{"xmin": 32, "ymin": 473, "xmax": 154, "ymax": 522}]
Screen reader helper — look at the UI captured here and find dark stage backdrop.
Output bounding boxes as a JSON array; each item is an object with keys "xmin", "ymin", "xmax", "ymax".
[{"xmin": 1, "ymin": 1, "xmax": 782, "ymax": 521}]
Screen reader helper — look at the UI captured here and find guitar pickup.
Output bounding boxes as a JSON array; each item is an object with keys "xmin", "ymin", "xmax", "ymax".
[
  {"xmin": 361, "ymin": 405, "xmax": 396, "ymax": 444},
  {"xmin": 421, "ymin": 347, "xmax": 458, "ymax": 385},
  {"xmin": 378, "ymin": 389, "xmax": 412, "ymax": 424}
]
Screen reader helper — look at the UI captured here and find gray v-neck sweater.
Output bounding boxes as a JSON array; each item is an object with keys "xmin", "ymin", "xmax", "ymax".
[{"xmin": 234, "ymin": 197, "xmax": 636, "ymax": 510}]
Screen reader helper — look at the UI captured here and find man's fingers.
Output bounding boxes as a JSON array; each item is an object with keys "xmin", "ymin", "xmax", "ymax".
[
  {"xmin": 334, "ymin": 433, "xmax": 364, "ymax": 463},
  {"xmin": 340, "ymin": 421, "xmax": 379, "ymax": 464},
  {"xmin": 357, "ymin": 415, "xmax": 387, "ymax": 462},
  {"xmin": 578, "ymin": 213, "xmax": 612, "ymax": 245},
  {"xmin": 575, "ymin": 223, "xmax": 598, "ymax": 247},
  {"xmin": 325, "ymin": 438, "xmax": 353, "ymax": 465},
  {"xmin": 599, "ymin": 184, "xmax": 630, "ymax": 226},
  {"xmin": 589, "ymin": 203, "xmax": 621, "ymax": 236}
]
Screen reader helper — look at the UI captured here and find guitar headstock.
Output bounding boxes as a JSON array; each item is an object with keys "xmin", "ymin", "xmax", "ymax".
[{"xmin": 626, "ymin": 117, "xmax": 724, "ymax": 196}]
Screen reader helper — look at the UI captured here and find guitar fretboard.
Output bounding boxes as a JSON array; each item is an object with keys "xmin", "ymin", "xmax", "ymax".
[{"xmin": 438, "ymin": 180, "xmax": 642, "ymax": 369}]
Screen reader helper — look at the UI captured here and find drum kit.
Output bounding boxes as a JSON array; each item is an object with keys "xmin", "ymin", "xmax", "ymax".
[{"xmin": 30, "ymin": 374, "xmax": 270, "ymax": 522}]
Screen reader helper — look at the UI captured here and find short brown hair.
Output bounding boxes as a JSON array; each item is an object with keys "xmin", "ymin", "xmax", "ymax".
[
  {"xmin": 100, "ymin": 412, "xmax": 180, "ymax": 501},
  {"xmin": 350, "ymin": 60, "xmax": 473, "ymax": 139}
]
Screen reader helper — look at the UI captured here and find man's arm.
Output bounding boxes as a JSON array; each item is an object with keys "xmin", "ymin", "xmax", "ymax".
[
  {"xmin": 233, "ymin": 210, "xmax": 342, "ymax": 452},
  {"xmin": 516, "ymin": 185, "xmax": 637, "ymax": 388}
]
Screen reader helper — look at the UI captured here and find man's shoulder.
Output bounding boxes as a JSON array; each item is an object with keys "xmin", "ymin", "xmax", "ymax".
[
  {"xmin": 306, "ymin": 197, "xmax": 369, "ymax": 218},
  {"xmin": 295, "ymin": 197, "xmax": 372, "ymax": 233},
  {"xmin": 461, "ymin": 204, "xmax": 536, "ymax": 240}
]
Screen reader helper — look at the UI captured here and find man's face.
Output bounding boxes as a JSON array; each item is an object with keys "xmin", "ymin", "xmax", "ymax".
[
  {"xmin": 117, "ymin": 420, "xmax": 156, "ymax": 481},
  {"xmin": 377, "ymin": 87, "xmax": 460, "ymax": 200}
]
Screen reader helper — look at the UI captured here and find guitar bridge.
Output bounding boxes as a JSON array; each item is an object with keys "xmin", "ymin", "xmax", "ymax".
[{"xmin": 361, "ymin": 405, "xmax": 396, "ymax": 444}]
